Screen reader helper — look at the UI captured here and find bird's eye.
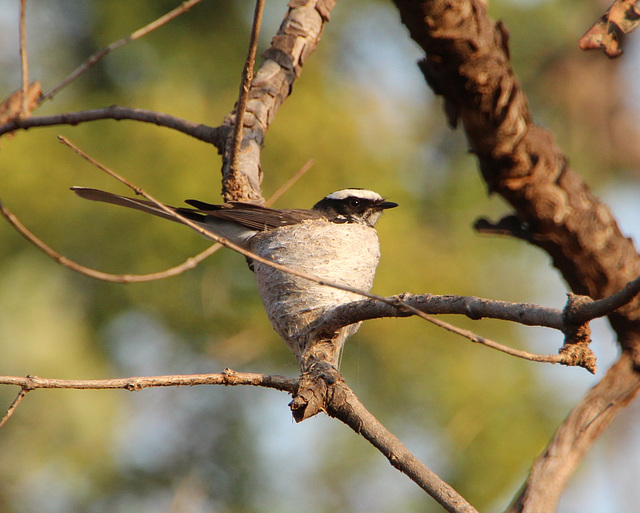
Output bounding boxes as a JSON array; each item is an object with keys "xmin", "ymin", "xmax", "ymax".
[{"xmin": 349, "ymin": 198, "xmax": 361, "ymax": 208}]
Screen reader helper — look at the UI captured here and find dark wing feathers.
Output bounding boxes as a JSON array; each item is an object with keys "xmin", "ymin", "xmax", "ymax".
[
  {"xmin": 72, "ymin": 187, "xmax": 324, "ymax": 233},
  {"xmin": 183, "ymin": 200, "xmax": 325, "ymax": 231}
]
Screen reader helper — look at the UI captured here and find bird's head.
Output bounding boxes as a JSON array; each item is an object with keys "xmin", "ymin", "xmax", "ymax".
[{"xmin": 313, "ymin": 189, "xmax": 398, "ymax": 227}]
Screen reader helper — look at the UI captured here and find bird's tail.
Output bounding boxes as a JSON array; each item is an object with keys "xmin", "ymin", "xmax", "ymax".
[{"xmin": 71, "ymin": 187, "xmax": 204, "ymax": 224}]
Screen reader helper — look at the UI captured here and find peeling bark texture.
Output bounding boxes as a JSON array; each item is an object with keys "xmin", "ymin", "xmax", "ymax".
[
  {"xmin": 220, "ymin": 0, "xmax": 336, "ymax": 203},
  {"xmin": 390, "ymin": 0, "xmax": 640, "ymax": 510}
]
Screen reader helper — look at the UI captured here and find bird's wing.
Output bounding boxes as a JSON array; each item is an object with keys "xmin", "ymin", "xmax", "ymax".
[
  {"xmin": 183, "ymin": 200, "xmax": 325, "ymax": 231},
  {"xmin": 72, "ymin": 187, "xmax": 324, "ymax": 232}
]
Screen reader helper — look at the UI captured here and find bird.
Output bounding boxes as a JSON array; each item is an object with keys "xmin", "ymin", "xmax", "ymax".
[{"xmin": 72, "ymin": 186, "xmax": 397, "ymax": 369}]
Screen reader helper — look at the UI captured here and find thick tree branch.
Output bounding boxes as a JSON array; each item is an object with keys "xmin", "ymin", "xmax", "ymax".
[
  {"xmin": 391, "ymin": 0, "xmax": 640, "ymax": 510},
  {"xmin": 290, "ymin": 367, "xmax": 479, "ymax": 513},
  {"xmin": 506, "ymin": 351, "xmax": 640, "ymax": 513},
  {"xmin": 393, "ymin": 0, "xmax": 640, "ymax": 349},
  {"xmin": 219, "ymin": 0, "xmax": 337, "ymax": 202}
]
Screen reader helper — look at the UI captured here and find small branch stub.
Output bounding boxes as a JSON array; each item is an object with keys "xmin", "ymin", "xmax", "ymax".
[
  {"xmin": 289, "ymin": 361, "xmax": 342, "ymax": 422},
  {"xmin": 561, "ymin": 293, "xmax": 597, "ymax": 373}
]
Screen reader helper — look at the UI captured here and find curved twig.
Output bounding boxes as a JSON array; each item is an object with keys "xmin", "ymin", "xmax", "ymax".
[
  {"xmin": 0, "ymin": 106, "xmax": 229, "ymax": 146},
  {"xmin": 0, "ymin": 198, "xmax": 223, "ymax": 283}
]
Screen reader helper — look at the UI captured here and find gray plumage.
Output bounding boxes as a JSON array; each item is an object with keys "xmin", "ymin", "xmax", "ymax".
[{"xmin": 72, "ymin": 186, "xmax": 397, "ymax": 368}]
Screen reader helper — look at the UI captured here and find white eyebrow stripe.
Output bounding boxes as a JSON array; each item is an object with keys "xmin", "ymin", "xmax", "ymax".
[{"xmin": 325, "ymin": 189, "xmax": 383, "ymax": 201}]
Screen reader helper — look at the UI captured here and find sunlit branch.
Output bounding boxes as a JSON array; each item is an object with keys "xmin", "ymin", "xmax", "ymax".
[
  {"xmin": 19, "ymin": 0, "xmax": 29, "ymax": 118},
  {"xmin": 325, "ymin": 377, "xmax": 480, "ymax": 513},
  {"xmin": 0, "ymin": 197, "xmax": 223, "ymax": 283},
  {"xmin": 0, "ymin": 369, "xmax": 297, "ymax": 393},
  {"xmin": 228, "ymin": 0, "xmax": 266, "ymax": 181},
  {"xmin": 0, "ymin": 389, "xmax": 29, "ymax": 429}
]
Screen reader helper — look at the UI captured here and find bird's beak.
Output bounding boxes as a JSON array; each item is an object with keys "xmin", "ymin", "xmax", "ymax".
[{"xmin": 379, "ymin": 201, "xmax": 398, "ymax": 210}]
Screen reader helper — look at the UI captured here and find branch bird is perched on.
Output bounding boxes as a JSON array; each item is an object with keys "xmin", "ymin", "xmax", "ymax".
[{"xmin": 72, "ymin": 187, "xmax": 397, "ymax": 369}]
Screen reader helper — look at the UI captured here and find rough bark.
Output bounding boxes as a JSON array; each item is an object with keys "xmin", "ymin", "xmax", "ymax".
[
  {"xmin": 390, "ymin": 0, "xmax": 640, "ymax": 510},
  {"xmin": 220, "ymin": 0, "xmax": 337, "ymax": 202}
]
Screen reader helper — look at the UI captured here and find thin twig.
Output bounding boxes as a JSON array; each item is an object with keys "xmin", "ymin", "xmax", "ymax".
[
  {"xmin": 0, "ymin": 369, "xmax": 297, "ymax": 394},
  {"xmin": 0, "ymin": 197, "xmax": 224, "ymax": 282},
  {"xmin": 0, "ymin": 388, "xmax": 29, "ymax": 429},
  {"xmin": 421, "ymin": 312, "xmax": 565, "ymax": 364},
  {"xmin": 0, "ymin": 106, "xmax": 228, "ymax": 147},
  {"xmin": 19, "ymin": 0, "xmax": 29, "ymax": 118},
  {"xmin": 228, "ymin": 0, "xmax": 266, "ymax": 179},
  {"xmin": 40, "ymin": 0, "xmax": 205, "ymax": 103}
]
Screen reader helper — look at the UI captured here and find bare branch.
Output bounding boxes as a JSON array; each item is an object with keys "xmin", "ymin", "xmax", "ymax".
[
  {"xmin": 320, "ymin": 294, "xmax": 566, "ymax": 330},
  {"xmin": 291, "ymin": 368, "xmax": 479, "ymax": 513},
  {"xmin": 0, "ymin": 388, "xmax": 29, "ymax": 429},
  {"xmin": 0, "ymin": 369, "xmax": 297, "ymax": 394},
  {"xmin": 0, "ymin": 195, "xmax": 225, "ymax": 282},
  {"xmin": 40, "ymin": 0, "xmax": 205, "ymax": 103},
  {"xmin": 313, "ymin": 293, "xmax": 598, "ymax": 371},
  {"xmin": 228, "ymin": 0, "xmax": 266, "ymax": 183},
  {"xmin": 506, "ymin": 351, "xmax": 640, "ymax": 513},
  {"xmin": 220, "ymin": 0, "xmax": 338, "ymax": 202},
  {"xmin": 19, "ymin": 0, "xmax": 29, "ymax": 118},
  {"xmin": 393, "ymin": 0, "xmax": 640, "ymax": 344},
  {"xmin": 571, "ymin": 274, "xmax": 640, "ymax": 323},
  {"xmin": 0, "ymin": 106, "xmax": 228, "ymax": 145}
]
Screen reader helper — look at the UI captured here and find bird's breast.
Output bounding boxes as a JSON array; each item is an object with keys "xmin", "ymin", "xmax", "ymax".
[{"xmin": 250, "ymin": 220, "xmax": 381, "ymax": 344}]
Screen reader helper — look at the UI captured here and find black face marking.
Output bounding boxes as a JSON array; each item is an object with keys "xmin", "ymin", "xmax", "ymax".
[{"xmin": 312, "ymin": 193, "xmax": 397, "ymax": 226}]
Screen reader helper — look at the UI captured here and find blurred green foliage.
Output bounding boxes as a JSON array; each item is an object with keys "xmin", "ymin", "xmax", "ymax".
[{"xmin": 0, "ymin": 1, "xmax": 635, "ymax": 512}]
